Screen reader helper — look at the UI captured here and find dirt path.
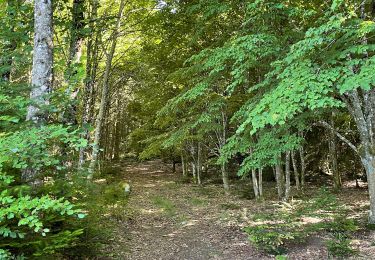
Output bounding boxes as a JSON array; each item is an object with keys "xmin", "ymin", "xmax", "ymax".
[
  {"xmin": 116, "ymin": 160, "xmax": 268, "ymax": 260},
  {"xmin": 103, "ymin": 160, "xmax": 375, "ymax": 260}
]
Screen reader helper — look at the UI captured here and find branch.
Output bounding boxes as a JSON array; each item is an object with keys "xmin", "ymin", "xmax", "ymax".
[{"xmin": 318, "ymin": 120, "xmax": 358, "ymax": 154}]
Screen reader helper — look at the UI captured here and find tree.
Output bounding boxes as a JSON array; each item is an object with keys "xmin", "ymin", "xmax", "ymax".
[
  {"xmin": 232, "ymin": 1, "xmax": 375, "ymax": 222},
  {"xmin": 26, "ymin": 0, "xmax": 53, "ymax": 125},
  {"xmin": 90, "ymin": 0, "xmax": 126, "ymax": 171},
  {"xmin": 23, "ymin": 0, "xmax": 53, "ymax": 182}
]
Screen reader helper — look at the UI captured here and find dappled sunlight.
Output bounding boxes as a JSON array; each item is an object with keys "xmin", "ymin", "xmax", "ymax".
[
  {"xmin": 344, "ymin": 180, "xmax": 368, "ymax": 188},
  {"xmin": 181, "ymin": 220, "xmax": 199, "ymax": 227},
  {"xmin": 142, "ymin": 183, "xmax": 157, "ymax": 188},
  {"xmin": 300, "ymin": 216, "xmax": 323, "ymax": 224},
  {"xmin": 140, "ymin": 208, "xmax": 163, "ymax": 214},
  {"xmin": 94, "ymin": 178, "xmax": 107, "ymax": 184}
]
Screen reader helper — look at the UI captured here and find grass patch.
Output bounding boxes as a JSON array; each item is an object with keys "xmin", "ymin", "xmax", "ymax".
[
  {"xmin": 221, "ymin": 203, "xmax": 241, "ymax": 210},
  {"xmin": 165, "ymin": 181, "xmax": 182, "ymax": 190},
  {"xmin": 189, "ymin": 197, "xmax": 208, "ymax": 206},
  {"xmin": 151, "ymin": 196, "xmax": 176, "ymax": 217}
]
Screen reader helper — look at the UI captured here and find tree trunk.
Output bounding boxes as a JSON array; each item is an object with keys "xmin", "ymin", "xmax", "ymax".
[
  {"xmin": 275, "ymin": 160, "xmax": 284, "ymax": 200},
  {"xmin": 90, "ymin": 0, "xmax": 125, "ymax": 172},
  {"xmin": 64, "ymin": 0, "xmax": 85, "ymax": 125},
  {"xmin": 221, "ymin": 162, "xmax": 230, "ymax": 192},
  {"xmin": 1, "ymin": 0, "xmax": 17, "ymax": 81},
  {"xmin": 172, "ymin": 160, "xmax": 177, "ymax": 173},
  {"xmin": 285, "ymin": 151, "xmax": 291, "ymax": 201},
  {"xmin": 181, "ymin": 153, "xmax": 186, "ymax": 177},
  {"xmin": 299, "ymin": 145, "xmax": 306, "ymax": 188},
  {"xmin": 361, "ymin": 155, "xmax": 375, "ymax": 224},
  {"xmin": 26, "ymin": 0, "xmax": 53, "ymax": 125},
  {"xmin": 291, "ymin": 150, "xmax": 300, "ymax": 190},
  {"xmin": 23, "ymin": 0, "xmax": 53, "ymax": 182},
  {"xmin": 197, "ymin": 142, "xmax": 202, "ymax": 185},
  {"xmin": 191, "ymin": 161, "xmax": 196, "ymax": 183},
  {"xmin": 329, "ymin": 115, "xmax": 341, "ymax": 190},
  {"xmin": 68, "ymin": 0, "xmax": 85, "ymax": 68},
  {"xmin": 251, "ymin": 169, "xmax": 259, "ymax": 199},
  {"xmin": 258, "ymin": 168, "xmax": 263, "ymax": 198},
  {"xmin": 79, "ymin": 0, "xmax": 99, "ymax": 167}
]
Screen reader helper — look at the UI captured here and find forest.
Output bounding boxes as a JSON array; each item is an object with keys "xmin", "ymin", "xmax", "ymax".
[{"xmin": 2, "ymin": 0, "xmax": 375, "ymax": 259}]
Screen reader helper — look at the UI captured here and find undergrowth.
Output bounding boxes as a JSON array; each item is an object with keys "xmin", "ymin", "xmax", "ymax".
[
  {"xmin": 244, "ymin": 187, "xmax": 358, "ymax": 256},
  {"xmin": 53, "ymin": 166, "xmax": 131, "ymax": 258}
]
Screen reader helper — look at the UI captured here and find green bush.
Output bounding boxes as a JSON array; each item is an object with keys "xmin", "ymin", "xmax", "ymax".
[
  {"xmin": 326, "ymin": 233, "xmax": 356, "ymax": 258},
  {"xmin": 0, "ymin": 174, "xmax": 85, "ymax": 258},
  {"xmin": 0, "ymin": 124, "xmax": 87, "ymax": 257},
  {"xmin": 244, "ymin": 222, "xmax": 302, "ymax": 254}
]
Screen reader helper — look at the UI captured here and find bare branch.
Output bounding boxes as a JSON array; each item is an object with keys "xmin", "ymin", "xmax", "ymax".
[{"xmin": 318, "ymin": 120, "xmax": 358, "ymax": 154}]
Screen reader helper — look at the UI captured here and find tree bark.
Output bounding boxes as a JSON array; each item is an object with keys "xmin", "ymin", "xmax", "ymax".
[
  {"xmin": 23, "ymin": 0, "xmax": 53, "ymax": 182},
  {"xmin": 285, "ymin": 151, "xmax": 291, "ymax": 201},
  {"xmin": 329, "ymin": 117, "xmax": 341, "ymax": 190},
  {"xmin": 79, "ymin": 0, "xmax": 99, "ymax": 167},
  {"xmin": 191, "ymin": 161, "xmax": 197, "ymax": 183},
  {"xmin": 275, "ymin": 159, "xmax": 284, "ymax": 200},
  {"xmin": 291, "ymin": 150, "xmax": 300, "ymax": 190},
  {"xmin": 361, "ymin": 155, "xmax": 375, "ymax": 223},
  {"xmin": 197, "ymin": 142, "xmax": 202, "ymax": 185},
  {"xmin": 219, "ymin": 109, "xmax": 229, "ymax": 192},
  {"xmin": 90, "ymin": 0, "xmax": 125, "ymax": 172},
  {"xmin": 181, "ymin": 153, "xmax": 186, "ymax": 177},
  {"xmin": 26, "ymin": 0, "xmax": 53, "ymax": 125},
  {"xmin": 64, "ymin": 0, "xmax": 85, "ymax": 125},
  {"xmin": 251, "ymin": 169, "xmax": 259, "ymax": 199},
  {"xmin": 258, "ymin": 168, "xmax": 263, "ymax": 198},
  {"xmin": 68, "ymin": 0, "xmax": 85, "ymax": 68},
  {"xmin": 221, "ymin": 162, "xmax": 229, "ymax": 192},
  {"xmin": 299, "ymin": 145, "xmax": 306, "ymax": 188}
]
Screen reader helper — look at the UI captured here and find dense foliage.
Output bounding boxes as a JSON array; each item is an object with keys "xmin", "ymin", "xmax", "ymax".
[{"xmin": 2, "ymin": 0, "xmax": 375, "ymax": 258}]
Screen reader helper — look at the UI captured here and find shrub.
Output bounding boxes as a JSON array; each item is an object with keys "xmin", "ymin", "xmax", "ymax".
[
  {"xmin": 0, "ymin": 173, "xmax": 85, "ymax": 257},
  {"xmin": 326, "ymin": 233, "xmax": 356, "ymax": 258},
  {"xmin": 244, "ymin": 222, "xmax": 302, "ymax": 254}
]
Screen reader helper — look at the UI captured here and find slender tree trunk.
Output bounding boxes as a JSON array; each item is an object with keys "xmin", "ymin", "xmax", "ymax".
[
  {"xmin": 275, "ymin": 160, "xmax": 284, "ymax": 200},
  {"xmin": 191, "ymin": 161, "xmax": 196, "ymax": 183},
  {"xmin": 68, "ymin": 0, "xmax": 85, "ymax": 68},
  {"xmin": 291, "ymin": 150, "xmax": 300, "ymax": 190},
  {"xmin": 1, "ymin": 0, "xmax": 17, "ymax": 81},
  {"xmin": 329, "ymin": 114, "xmax": 341, "ymax": 190},
  {"xmin": 113, "ymin": 97, "xmax": 122, "ymax": 160},
  {"xmin": 26, "ymin": 0, "xmax": 53, "ymax": 125},
  {"xmin": 181, "ymin": 153, "xmax": 186, "ymax": 177},
  {"xmin": 172, "ymin": 160, "xmax": 177, "ymax": 173},
  {"xmin": 251, "ymin": 169, "xmax": 259, "ymax": 199},
  {"xmin": 299, "ymin": 145, "xmax": 306, "ymax": 188},
  {"xmin": 219, "ymin": 109, "xmax": 229, "ymax": 192},
  {"xmin": 23, "ymin": 0, "xmax": 53, "ymax": 182},
  {"xmin": 197, "ymin": 142, "xmax": 202, "ymax": 185},
  {"xmin": 285, "ymin": 151, "xmax": 291, "ymax": 201},
  {"xmin": 78, "ymin": 0, "xmax": 99, "ymax": 167},
  {"xmin": 63, "ymin": 0, "xmax": 85, "ymax": 125},
  {"xmin": 258, "ymin": 168, "xmax": 263, "ymax": 198},
  {"xmin": 90, "ymin": 0, "xmax": 125, "ymax": 172},
  {"xmin": 221, "ymin": 162, "xmax": 229, "ymax": 192}
]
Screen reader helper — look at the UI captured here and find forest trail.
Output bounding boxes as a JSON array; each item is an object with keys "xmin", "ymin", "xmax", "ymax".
[{"xmin": 114, "ymin": 160, "xmax": 267, "ymax": 260}]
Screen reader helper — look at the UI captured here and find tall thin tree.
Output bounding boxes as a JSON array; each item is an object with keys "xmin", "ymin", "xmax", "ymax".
[
  {"xmin": 89, "ymin": 0, "xmax": 126, "ymax": 172},
  {"xmin": 23, "ymin": 0, "xmax": 53, "ymax": 181}
]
